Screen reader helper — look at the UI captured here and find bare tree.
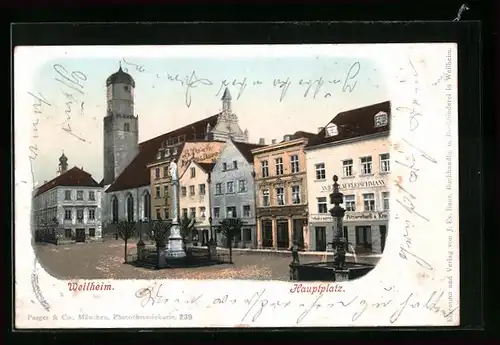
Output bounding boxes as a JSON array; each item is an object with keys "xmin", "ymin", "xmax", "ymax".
[
  {"xmin": 149, "ymin": 218, "xmax": 172, "ymax": 267},
  {"xmin": 180, "ymin": 214, "xmax": 196, "ymax": 247},
  {"xmin": 117, "ymin": 220, "xmax": 137, "ymax": 263},
  {"xmin": 219, "ymin": 218, "xmax": 244, "ymax": 264}
]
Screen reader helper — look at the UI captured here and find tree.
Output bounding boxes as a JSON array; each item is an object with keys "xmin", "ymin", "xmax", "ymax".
[
  {"xmin": 180, "ymin": 214, "xmax": 196, "ymax": 247},
  {"xmin": 218, "ymin": 218, "xmax": 244, "ymax": 264},
  {"xmin": 117, "ymin": 220, "xmax": 137, "ymax": 263},
  {"xmin": 149, "ymin": 218, "xmax": 171, "ymax": 267}
]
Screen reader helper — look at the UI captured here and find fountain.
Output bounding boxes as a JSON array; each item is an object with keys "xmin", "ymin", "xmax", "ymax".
[
  {"xmin": 165, "ymin": 161, "xmax": 187, "ymax": 265},
  {"xmin": 289, "ymin": 174, "xmax": 375, "ymax": 282}
]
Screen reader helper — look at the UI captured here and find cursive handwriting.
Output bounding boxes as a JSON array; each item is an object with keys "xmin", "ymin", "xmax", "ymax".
[
  {"xmin": 166, "ymin": 71, "xmax": 213, "ymax": 108},
  {"xmin": 135, "ymin": 283, "xmax": 203, "ymax": 308},
  {"xmin": 216, "ymin": 77, "xmax": 248, "ymax": 100},
  {"xmin": 273, "ymin": 77, "xmax": 292, "ymax": 102},
  {"xmin": 53, "ymin": 64, "xmax": 89, "ymax": 142},
  {"xmin": 390, "ymin": 290, "xmax": 458, "ymax": 324},
  {"xmin": 28, "ymin": 92, "xmax": 51, "ymax": 189},
  {"xmin": 134, "ymin": 285, "xmax": 457, "ymax": 325},
  {"xmin": 342, "ymin": 61, "xmax": 361, "ymax": 92},
  {"xmin": 122, "ymin": 58, "xmax": 145, "ymax": 73}
]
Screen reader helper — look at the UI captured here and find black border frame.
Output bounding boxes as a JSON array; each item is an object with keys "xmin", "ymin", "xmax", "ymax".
[{"xmin": 10, "ymin": 18, "xmax": 485, "ymax": 342}]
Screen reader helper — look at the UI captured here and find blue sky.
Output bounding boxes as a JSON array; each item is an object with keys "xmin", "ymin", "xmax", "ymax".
[{"xmin": 28, "ymin": 53, "xmax": 388, "ymax": 184}]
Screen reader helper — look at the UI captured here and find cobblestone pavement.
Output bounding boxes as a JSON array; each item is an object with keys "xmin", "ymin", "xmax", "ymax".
[{"xmin": 34, "ymin": 240, "xmax": 381, "ymax": 281}]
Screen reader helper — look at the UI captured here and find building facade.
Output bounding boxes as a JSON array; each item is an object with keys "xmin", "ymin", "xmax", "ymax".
[
  {"xmin": 147, "ymin": 140, "xmax": 225, "ymax": 222},
  {"xmin": 210, "ymin": 139, "xmax": 264, "ymax": 248},
  {"xmin": 305, "ymin": 101, "xmax": 391, "ymax": 254},
  {"xmin": 101, "ymin": 65, "xmax": 248, "ymax": 238},
  {"xmin": 252, "ymin": 132, "xmax": 316, "ymax": 250},
  {"xmin": 33, "ymin": 158, "xmax": 103, "ymax": 243},
  {"xmin": 179, "ymin": 161, "xmax": 214, "ymax": 245}
]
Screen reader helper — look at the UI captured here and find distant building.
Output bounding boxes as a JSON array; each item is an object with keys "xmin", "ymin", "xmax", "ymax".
[
  {"xmin": 210, "ymin": 139, "xmax": 265, "ymax": 248},
  {"xmin": 100, "ymin": 63, "xmax": 248, "ymax": 235},
  {"xmin": 305, "ymin": 101, "xmax": 391, "ymax": 254},
  {"xmin": 251, "ymin": 132, "xmax": 316, "ymax": 250},
  {"xmin": 32, "ymin": 154, "xmax": 102, "ymax": 243},
  {"xmin": 179, "ymin": 161, "xmax": 215, "ymax": 245}
]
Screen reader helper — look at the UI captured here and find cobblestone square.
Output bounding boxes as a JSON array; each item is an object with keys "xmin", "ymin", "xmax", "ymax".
[{"xmin": 34, "ymin": 240, "xmax": 381, "ymax": 281}]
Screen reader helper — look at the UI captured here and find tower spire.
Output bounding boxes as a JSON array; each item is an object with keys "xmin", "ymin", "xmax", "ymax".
[{"xmin": 221, "ymin": 87, "xmax": 232, "ymax": 113}]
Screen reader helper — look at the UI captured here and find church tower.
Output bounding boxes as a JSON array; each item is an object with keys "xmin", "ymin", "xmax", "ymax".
[
  {"xmin": 103, "ymin": 65, "xmax": 139, "ymax": 185},
  {"xmin": 58, "ymin": 152, "xmax": 68, "ymax": 175},
  {"xmin": 209, "ymin": 87, "xmax": 248, "ymax": 143}
]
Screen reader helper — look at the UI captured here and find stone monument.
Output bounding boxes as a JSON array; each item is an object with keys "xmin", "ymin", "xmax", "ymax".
[
  {"xmin": 329, "ymin": 175, "xmax": 349, "ymax": 281},
  {"xmin": 165, "ymin": 161, "xmax": 187, "ymax": 263}
]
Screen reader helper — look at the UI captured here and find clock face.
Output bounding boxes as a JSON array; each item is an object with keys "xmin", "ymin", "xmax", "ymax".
[{"xmin": 107, "ymin": 85, "xmax": 112, "ymax": 100}]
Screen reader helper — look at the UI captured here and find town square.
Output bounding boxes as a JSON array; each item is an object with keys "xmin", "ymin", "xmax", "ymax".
[{"xmin": 30, "ymin": 53, "xmax": 390, "ymax": 282}]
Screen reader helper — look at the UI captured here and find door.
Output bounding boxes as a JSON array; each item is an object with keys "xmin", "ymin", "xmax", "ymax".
[
  {"xmin": 75, "ymin": 228, "xmax": 86, "ymax": 242},
  {"xmin": 276, "ymin": 220, "xmax": 289, "ymax": 249},
  {"xmin": 355, "ymin": 226, "xmax": 372, "ymax": 252},
  {"xmin": 262, "ymin": 220, "xmax": 273, "ymax": 248},
  {"xmin": 380, "ymin": 225, "xmax": 387, "ymax": 253},
  {"xmin": 315, "ymin": 226, "xmax": 327, "ymax": 251}
]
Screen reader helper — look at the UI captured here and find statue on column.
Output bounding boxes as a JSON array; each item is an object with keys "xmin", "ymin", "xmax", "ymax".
[{"xmin": 169, "ymin": 161, "xmax": 178, "ymax": 181}]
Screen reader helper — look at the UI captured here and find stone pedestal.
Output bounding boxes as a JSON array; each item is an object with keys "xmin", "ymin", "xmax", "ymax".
[
  {"xmin": 208, "ymin": 243, "xmax": 217, "ymax": 261},
  {"xmin": 137, "ymin": 240, "xmax": 145, "ymax": 261},
  {"xmin": 334, "ymin": 269, "xmax": 350, "ymax": 282},
  {"xmin": 165, "ymin": 163, "xmax": 186, "ymax": 263},
  {"xmin": 289, "ymin": 263, "xmax": 299, "ymax": 281},
  {"xmin": 157, "ymin": 245, "xmax": 168, "ymax": 268}
]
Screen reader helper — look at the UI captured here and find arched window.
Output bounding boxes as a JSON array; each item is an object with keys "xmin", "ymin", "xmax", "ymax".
[
  {"xmin": 143, "ymin": 191, "xmax": 151, "ymax": 221},
  {"xmin": 124, "ymin": 123, "xmax": 130, "ymax": 132},
  {"xmin": 374, "ymin": 111, "xmax": 389, "ymax": 128},
  {"xmin": 126, "ymin": 193, "xmax": 134, "ymax": 222},
  {"xmin": 111, "ymin": 196, "xmax": 118, "ymax": 223}
]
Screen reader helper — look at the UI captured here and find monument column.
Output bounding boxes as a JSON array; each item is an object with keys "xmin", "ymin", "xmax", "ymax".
[
  {"xmin": 287, "ymin": 217, "xmax": 293, "ymax": 249},
  {"xmin": 165, "ymin": 162, "xmax": 187, "ymax": 262}
]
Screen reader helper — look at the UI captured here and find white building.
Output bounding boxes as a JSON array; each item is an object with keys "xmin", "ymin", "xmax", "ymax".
[
  {"xmin": 33, "ymin": 154, "xmax": 103, "ymax": 242},
  {"xmin": 178, "ymin": 161, "xmax": 214, "ymax": 245},
  {"xmin": 304, "ymin": 101, "xmax": 391, "ymax": 254}
]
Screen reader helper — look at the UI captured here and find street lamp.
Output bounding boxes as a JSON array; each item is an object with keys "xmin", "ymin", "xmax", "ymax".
[{"xmin": 208, "ymin": 216, "xmax": 213, "ymax": 244}]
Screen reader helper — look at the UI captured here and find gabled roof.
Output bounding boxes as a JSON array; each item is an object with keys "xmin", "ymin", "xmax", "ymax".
[
  {"xmin": 34, "ymin": 167, "xmax": 100, "ymax": 197},
  {"xmin": 106, "ymin": 114, "xmax": 220, "ymax": 193},
  {"xmin": 282, "ymin": 131, "xmax": 317, "ymax": 143},
  {"xmin": 306, "ymin": 101, "xmax": 391, "ymax": 148},
  {"xmin": 179, "ymin": 161, "xmax": 216, "ymax": 180},
  {"xmin": 197, "ymin": 162, "xmax": 215, "ymax": 174},
  {"xmin": 232, "ymin": 140, "xmax": 266, "ymax": 163}
]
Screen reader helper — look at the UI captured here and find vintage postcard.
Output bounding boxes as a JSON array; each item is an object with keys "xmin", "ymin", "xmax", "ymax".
[{"xmin": 14, "ymin": 43, "xmax": 459, "ymax": 328}]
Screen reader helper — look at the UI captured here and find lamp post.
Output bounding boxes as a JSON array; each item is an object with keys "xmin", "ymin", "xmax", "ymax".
[
  {"xmin": 208, "ymin": 216, "xmax": 213, "ymax": 244},
  {"xmin": 329, "ymin": 175, "xmax": 347, "ymax": 271}
]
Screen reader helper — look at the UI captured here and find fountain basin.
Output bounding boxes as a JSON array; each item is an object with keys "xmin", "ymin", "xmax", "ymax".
[{"xmin": 290, "ymin": 261, "xmax": 375, "ymax": 281}]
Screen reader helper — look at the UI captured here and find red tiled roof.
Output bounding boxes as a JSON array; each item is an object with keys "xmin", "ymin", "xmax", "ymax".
[
  {"xmin": 306, "ymin": 101, "xmax": 391, "ymax": 148},
  {"xmin": 232, "ymin": 140, "xmax": 266, "ymax": 163},
  {"xmin": 196, "ymin": 162, "xmax": 215, "ymax": 173},
  {"xmin": 34, "ymin": 167, "xmax": 100, "ymax": 197},
  {"xmin": 106, "ymin": 114, "xmax": 220, "ymax": 193}
]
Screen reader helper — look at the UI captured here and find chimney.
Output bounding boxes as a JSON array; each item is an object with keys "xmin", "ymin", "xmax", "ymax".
[
  {"xmin": 44, "ymin": 180, "xmax": 47, "ymax": 184},
  {"xmin": 317, "ymin": 127, "xmax": 324, "ymax": 133},
  {"xmin": 283, "ymin": 134, "xmax": 291, "ymax": 142},
  {"xmin": 271, "ymin": 139, "xmax": 277, "ymax": 144},
  {"xmin": 258, "ymin": 138, "xmax": 265, "ymax": 145}
]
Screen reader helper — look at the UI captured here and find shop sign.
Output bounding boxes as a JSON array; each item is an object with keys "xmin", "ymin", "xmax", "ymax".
[
  {"xmin": 345, "ymin": 211, "xmax": 388, "ymax": 221},
  {"xmin": 320, "ymin": 179, "xmax": 386, "ymax": 192}
]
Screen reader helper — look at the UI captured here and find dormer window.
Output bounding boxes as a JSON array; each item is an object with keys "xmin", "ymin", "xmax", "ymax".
[
  {"xmin": 374, "ymin": 111, "xmax": 388, "ymax": 128},
  {"xmin": 324, "ymin": 122, "xmax": 339, "ymax": 138},
  {"xmin": 165, "ymin": 149, "xmax": 170, "ymax": 157},
  {"xmin": 172, "ymin": 147, "xmax": 178, "ymax": 155},
  {"xmin": 156, "ymin": 150, "xmax": 162, "ymax": 160}
]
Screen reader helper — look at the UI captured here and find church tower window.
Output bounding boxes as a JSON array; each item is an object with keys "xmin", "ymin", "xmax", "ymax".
[{"xmin": 124, "ymin": 123, "xmax": 130, "ymax": 132}]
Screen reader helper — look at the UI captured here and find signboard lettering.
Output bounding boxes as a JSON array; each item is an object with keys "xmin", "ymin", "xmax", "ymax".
[
  {"xmin": 309, "ymin": 211, "xmax": 388, "ymax": 222},
  {"xmin": 320, "ymin": 179, "xmax": 386, "ymax": 192},
  {"xmin": 179, "ymin": 143, "xmax": 221, "ymax": 168}
]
